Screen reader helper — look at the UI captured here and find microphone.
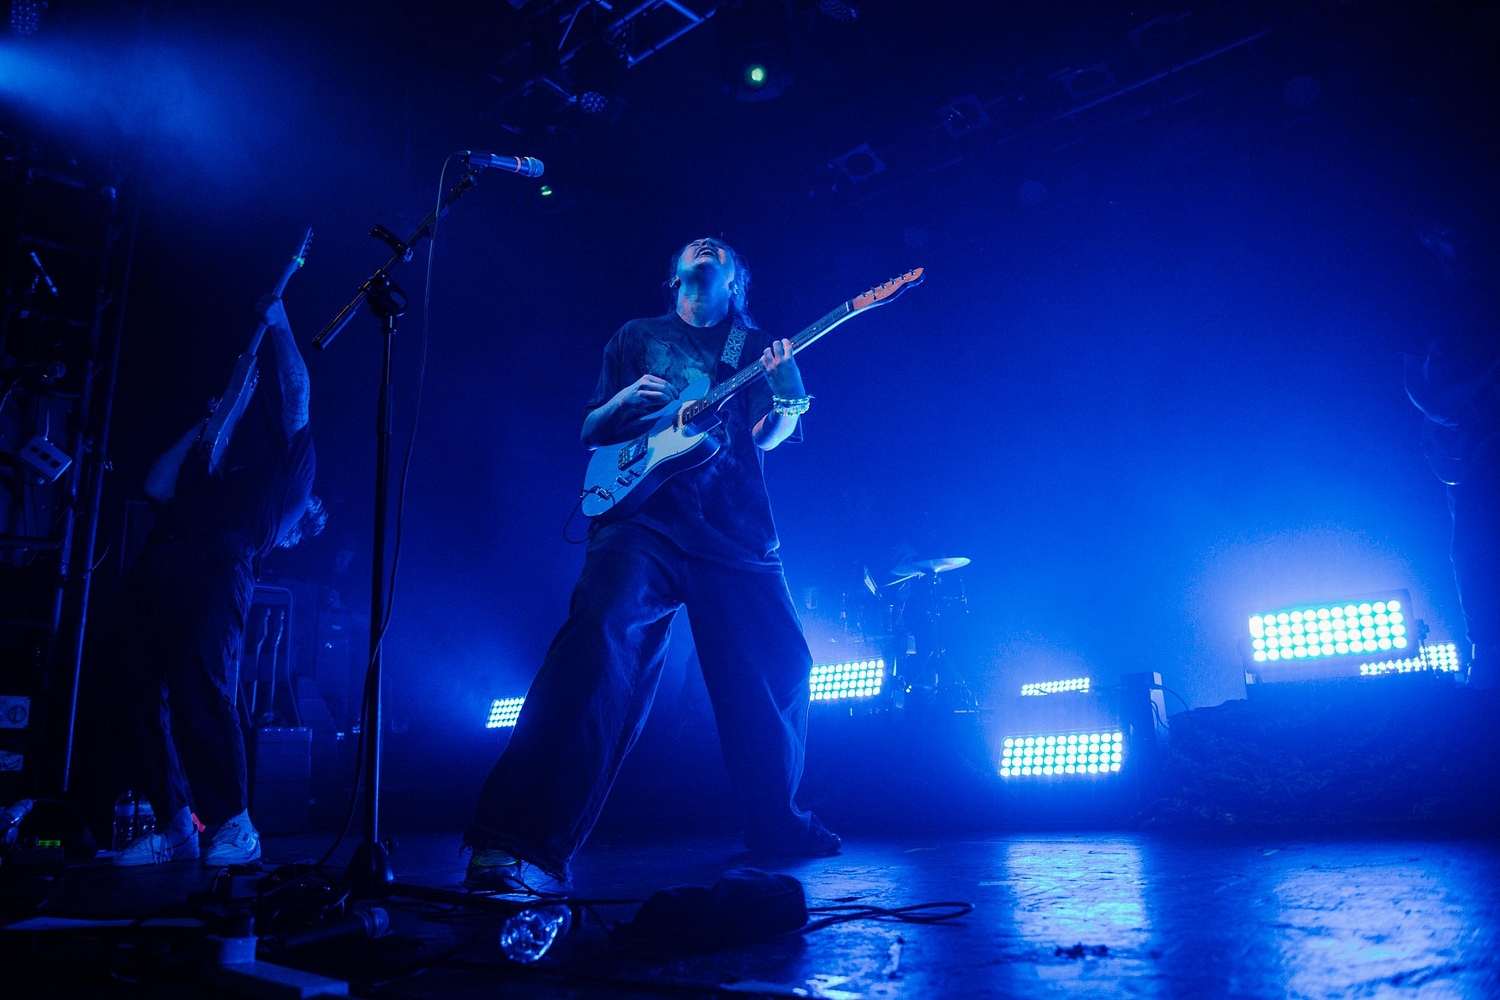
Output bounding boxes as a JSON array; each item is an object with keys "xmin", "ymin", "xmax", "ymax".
[
  {"xmin": 272, "ymin": 907, "xmax": 390, "ymax": 953},
  {"xmin": 459, "ymin": 151, "xmax": 545, "ymax": 178}
]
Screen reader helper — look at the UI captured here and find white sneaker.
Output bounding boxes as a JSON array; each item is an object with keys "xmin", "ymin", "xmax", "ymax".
[
  {"xmin": 114, "ymin": 807, "xmax": 199, "ymax": 867},
  {"xmin": 204, "ymin": 810, "xmax": 261, "ymax": 866}
]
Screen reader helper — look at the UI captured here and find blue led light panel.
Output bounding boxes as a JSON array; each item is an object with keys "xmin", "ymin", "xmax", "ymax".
[
  {"xmin": 810, "ymin": 659, "xmax": 885, "ymax": 701},
  {"xmin": 486, "ymin": 697, "xmax": 525, "ymax": 729},
  {"xmin": 1000, "ymin": 730, "xmax": 1124, "ymax": 778},
  {"xmin": 1020, "ymin": 677, "xmax": 1091, "ymax": 697},
  {"xmin": 1359, "ymin": 642, "xmax": 1460, "ymax": 676},
  {"xmin": 1249, "ymin": 598, "xmax": 1408, "ymax": 663}
]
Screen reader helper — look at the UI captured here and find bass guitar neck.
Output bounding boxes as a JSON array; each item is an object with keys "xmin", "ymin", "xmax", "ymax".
[{"xmin": 197, "ymin": 227, "xmax": 313, "ymax": 473}]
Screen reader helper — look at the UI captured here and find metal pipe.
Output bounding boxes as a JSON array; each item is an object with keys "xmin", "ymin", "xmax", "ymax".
[
  {"xmin": 658, "ymin": 0, "xmax": 703, "ymax": 24},
  {"xmin": 626, "ymin": 3, "xmax": 724, "ymax": 68},
  {"xmin": 1050, "ymin": 24, "xmax": 1280, "ymax": 123}
]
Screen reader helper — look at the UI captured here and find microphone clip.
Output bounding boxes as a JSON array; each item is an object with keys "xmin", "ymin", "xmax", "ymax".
[{"xmin": 369, "ymin": 224, "xmax": 413, "ymax": 263}]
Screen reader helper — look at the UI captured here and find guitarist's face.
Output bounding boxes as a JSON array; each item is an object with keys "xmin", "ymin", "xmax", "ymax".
[{"xmin": 675, "ymin": 239, "xmax": 738, "ymax": 294}]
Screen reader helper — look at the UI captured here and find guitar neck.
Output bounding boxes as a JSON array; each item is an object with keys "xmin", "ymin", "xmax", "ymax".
[{"xmin": 700, "ymin": 301, "xmax": 853, "ymax": 408}]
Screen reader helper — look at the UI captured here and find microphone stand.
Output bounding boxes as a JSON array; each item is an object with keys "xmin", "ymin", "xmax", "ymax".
[{"xmin": 313, "ymin": 165, "xmax": 478, "ymax": 896}]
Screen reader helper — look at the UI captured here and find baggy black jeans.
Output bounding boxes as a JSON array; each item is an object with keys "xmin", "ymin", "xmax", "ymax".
[
  {"xmin": 114, "ymin": 532, "xmax": 255, "ymax": 827},
  {"xmin": 467, "ymin": 521, "xmax": 816, "ymax": 878},
  {"xmin": 1452, "ymin": 445, "xmax": 1500, "ymax": 667}
]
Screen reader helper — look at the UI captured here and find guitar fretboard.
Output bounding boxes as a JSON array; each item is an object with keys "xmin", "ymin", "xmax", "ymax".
[{"xmin": 679, "ymin": 301, "xmax": 853, "ymax": 423}]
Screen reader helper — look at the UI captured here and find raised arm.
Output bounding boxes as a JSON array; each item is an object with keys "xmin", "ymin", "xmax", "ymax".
[
  {"xmin": 259, "ymin": 294, "xmax": 310, "ymax": 437},
  {"xmin": 144, "ymin": 422, "xmax": 205, "ymax": 503}
]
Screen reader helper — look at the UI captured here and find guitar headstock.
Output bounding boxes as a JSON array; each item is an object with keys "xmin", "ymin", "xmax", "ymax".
[
  {"xmin": 273, "ymin": 227, "xmax": 314, "ymax": 294},
  {"xmin": 292, "ymin": 226, "xmax": 314, "ymax": 269},
  {"xmin": 851, "ymin": 267, "xmax": 924, "ymax": 311}
]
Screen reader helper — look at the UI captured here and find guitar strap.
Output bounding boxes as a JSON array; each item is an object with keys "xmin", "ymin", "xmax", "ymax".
[{"xmin": 720, "ymin": 325, "xmax": 748, "ymax": 368}]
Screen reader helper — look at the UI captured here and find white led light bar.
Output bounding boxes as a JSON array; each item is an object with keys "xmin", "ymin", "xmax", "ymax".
[
  {"xmin": 1358, "ymin": 641, "xmax": 1460, "ymax": 676},
  {"xmin": 810, "ymin": 659, "xmax": 885, "ymax": 702},
  {"xmin": 1249, "ymin": 599, "xmax": 1409, "ymax": 663},
  {"xmin": 1020, "ymin": 677, "xmax": 1091, "ymax": 697},
  {"xmin": 1000, "ymin": 730, "xmax": 1124, "ymax": 778},
  {"xmin": 486, "ymin": 697, "xmax": 525, "ymax": 729}
]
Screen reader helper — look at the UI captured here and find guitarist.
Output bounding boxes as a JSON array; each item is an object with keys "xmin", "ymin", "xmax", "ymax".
[
  {"xmin": 111, "ymin": 294, "xmax": 323, "ymax": 866},
  {"xmin": 1405, "ymin": 222, "xmax": 1500, "ymax": 688},
  {"xmin": 464, "ymin": 237, "xmax": 839, "ymax": 889}
]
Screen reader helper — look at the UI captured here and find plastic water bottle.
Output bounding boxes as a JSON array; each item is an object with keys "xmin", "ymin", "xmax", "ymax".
[
  {"xmin": 112, "ymin": 791, "xmax": 136, "ymax": 852},
  {"xmin": 1, "ymin": 799, "xmax": 33, "ymax": 846},
  {"xmin": 134, "ymin": 798, "xmax": 156, "ymax": 840},
  {"xmin": 498, "ymin": 905, "xmax": 571, "ymax": 963}
]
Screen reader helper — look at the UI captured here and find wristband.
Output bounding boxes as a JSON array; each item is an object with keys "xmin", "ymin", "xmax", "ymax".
[{"xmin": 772, "ymin": 395, "xmax": 812, "ymax": 417}]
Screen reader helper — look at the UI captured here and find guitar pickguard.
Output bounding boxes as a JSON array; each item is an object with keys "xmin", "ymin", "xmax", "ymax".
[{"xmin": 618, "ymin": 435, "xmax": 648, "ymax": 470}]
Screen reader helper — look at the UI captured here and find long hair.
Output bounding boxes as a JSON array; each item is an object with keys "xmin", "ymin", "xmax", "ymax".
[
  {"xmin": 663, "ymin": 238, "xmax": 759, "ymax": 330},
  {"xmin": 277, "ymin": 494, "xmax": 328, "ymax": 549}
]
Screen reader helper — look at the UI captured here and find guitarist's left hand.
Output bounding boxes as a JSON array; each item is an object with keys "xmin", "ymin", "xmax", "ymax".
[
  {"xmin": 761, "ymin": 338, "xmax": 805, "ymax": 398},
  {"xmin": 256, "ymin": 294, "xmax": 291, "ymax": 332}
]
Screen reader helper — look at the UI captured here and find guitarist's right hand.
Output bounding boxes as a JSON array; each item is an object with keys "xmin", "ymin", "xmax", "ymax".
[
  {"xmin": 616, "ymin": 375, "xmax": 678, "ymax": 416},
  {"xmin": 583, "ymin": 375, "xmax": 678, "ymax": 449}
]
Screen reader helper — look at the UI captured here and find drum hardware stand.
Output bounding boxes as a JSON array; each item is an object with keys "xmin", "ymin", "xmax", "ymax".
[{"xmin": 879, "ymin": 557, "xmax": 977, "ymax": 711}]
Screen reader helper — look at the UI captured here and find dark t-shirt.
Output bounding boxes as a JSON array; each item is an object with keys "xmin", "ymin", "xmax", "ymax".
[
  {"xmin": 585, "ymin": 311, "xmax": 795, "ymax": 570},
  {"xmin": 153, "ymin": 423, "xmax": 316, "ymax": 565}
]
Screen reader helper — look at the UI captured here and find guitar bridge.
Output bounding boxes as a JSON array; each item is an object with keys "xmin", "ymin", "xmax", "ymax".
[{"xmin": 618, "ymin": 435, "xmax": 647, "ymax": 470}]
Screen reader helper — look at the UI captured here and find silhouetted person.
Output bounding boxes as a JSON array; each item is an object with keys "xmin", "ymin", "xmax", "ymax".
[
  {"xmin": 112, "ymin": 295, "xmax": 322, "ymax": 866},
  {"xmin": 464, "ymin": 238, "xmax": 838, "ymax": 889},
  {"xmin": 1406, "ymin": 223, "xmax": 1500, "ymax": 687}
]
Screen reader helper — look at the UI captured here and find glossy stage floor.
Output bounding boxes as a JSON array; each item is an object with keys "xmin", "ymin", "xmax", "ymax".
[{"xmin": 11, "ymin": 828, "xmax": 1500, "ymax": 998}]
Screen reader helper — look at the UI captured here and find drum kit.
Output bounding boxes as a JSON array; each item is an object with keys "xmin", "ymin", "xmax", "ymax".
[{"xmin": 800, "ymin": 553, "xmax": 977, "ymax": 710}]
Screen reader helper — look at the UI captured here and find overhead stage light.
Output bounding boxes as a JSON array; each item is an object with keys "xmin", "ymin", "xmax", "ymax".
[
  {"xmin": 817, "ymin": 0, "xmax": 858, "ymax": 22},
  {"xmin": 810, "ymin": 659, "xmax": 885, "ymax": 702},
  {"xmin": 1000, "ymin": 730, "xmax": 1124, "ymax": 779},
  {"xmin": 833, "ymin": 142, "xmax": 886, "ymax": 184},
  {"xmin": 9, "ymin": 0, "xmax": 44, "ymax": 37},
  {"xmin": 1020, "ymin": 677, "xmax": 1091, "ymax": 697},
  {"xmin": 486, "ymin": 697, "xmax": 525, "ymax": 729},
  {"xmin": 717, "ymin": 0, "xmax": 792, "ymax": 101},
  {"xmin": 567, "ymin": 35, "xmax": 624, "ymax": 119}
]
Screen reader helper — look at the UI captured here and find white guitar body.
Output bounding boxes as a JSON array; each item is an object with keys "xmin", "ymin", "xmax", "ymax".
[{"xmin": 581, "ymin": 375, "xmax": 723, "ymax": 522}]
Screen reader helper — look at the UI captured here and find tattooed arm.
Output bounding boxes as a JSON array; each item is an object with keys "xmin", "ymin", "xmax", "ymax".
[{"xmin": 258, "ymin": 294, "xmax": 310, "ymax": 437}]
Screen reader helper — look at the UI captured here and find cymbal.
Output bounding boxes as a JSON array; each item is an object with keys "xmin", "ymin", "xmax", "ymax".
[{"xmin": 892, "ymin": 556, "xmax": 971, "ymax": 578}]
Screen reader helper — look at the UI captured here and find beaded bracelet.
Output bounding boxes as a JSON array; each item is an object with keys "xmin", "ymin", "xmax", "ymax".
[{"xmin": 772, "ymin": 395, "xmax": 812, "ymax": 417}]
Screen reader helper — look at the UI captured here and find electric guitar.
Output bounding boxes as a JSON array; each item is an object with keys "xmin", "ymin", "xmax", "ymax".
[
  {"xmin": 580, "ymin": 267, "xmax": 925, "ymax": 522},
  {"xmin": 197, "ymin": 227, "xmax": 314, "ymax": 473}
]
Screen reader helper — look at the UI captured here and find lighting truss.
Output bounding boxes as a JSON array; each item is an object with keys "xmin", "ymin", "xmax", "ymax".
[
  {"xmin": 809, "ymin": 659, "xmax": 885, "ymax": 702},
  {"xmin": 1000, "ymin": 730, "xmax": 1124, "ymax": 778},
  {"xmin": 493, "ymin": 0, "xmax": 731, "ymax": 117},
  {"xmin": 1020, "ymin": 677, "xmax": 1091, "ymax": 697},
  {"xmin": 1358, "ymin": 641, "xmax": 1461, "ymax": 677},
  {"xmin": 486, "ymin": 697, "xmax": 525, "ymax": 729},
  {"xmin": 1248, "ymin": 597, "xmax": 1409, "ymax": 664}
]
